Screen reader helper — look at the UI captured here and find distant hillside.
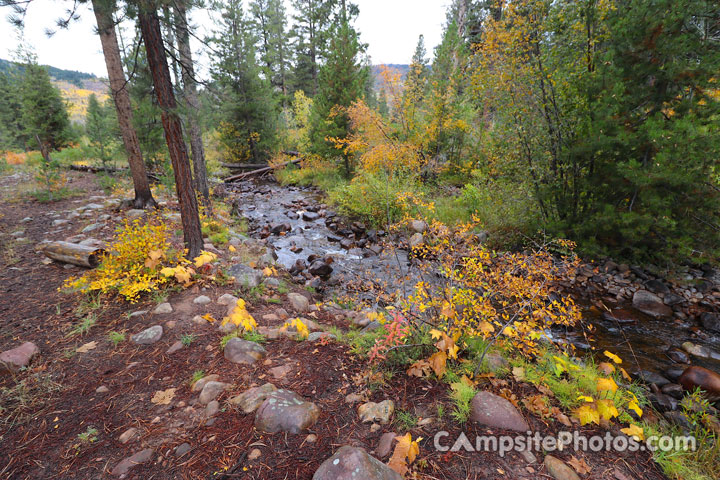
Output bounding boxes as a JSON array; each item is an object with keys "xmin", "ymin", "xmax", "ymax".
[{"xmin": 0, "ymin": 58, "xmax": 108, "ymax": 123}]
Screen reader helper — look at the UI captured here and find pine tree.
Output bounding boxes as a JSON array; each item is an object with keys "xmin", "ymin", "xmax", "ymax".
[
  {"xmin": 0, "ymin": 70, "xmax": 24, "ymax": 150},
  {"xmin": 20, "ymin": 60, "xmax": 70, "ymax": 162},
  {"xmin": 290, "ymin": 0, "xmax": 339, "ymax": 95},
  {"xmin": 308, "ymin": 2, "xmax": 369, "ymax": 176},
  {"xmin": 210, "ymin": 0, "xmax": 279, "ymax": 163},
  {"xmin": 85, "ymin": 93, "xmax": 118, "ymax": 169},
  {"xmin": 250, "ymin": 0, "xmax": 292, "ymax": 103}
]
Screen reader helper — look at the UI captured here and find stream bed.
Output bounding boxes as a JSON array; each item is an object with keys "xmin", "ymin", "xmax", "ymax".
[{"xmin": 228, "ymin": 179, "xmax": 720, "ymax": 382}]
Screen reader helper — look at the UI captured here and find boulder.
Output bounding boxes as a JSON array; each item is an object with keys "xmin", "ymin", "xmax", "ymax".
[
  {"xmin": 193, "ymin": 295, "xmax": 211, "ymax": 305},
  {"xmin": 632, "ymin": 370, "xmax": 670, "ymax": 387},
  {"xmin": 409, "ymin": 233, "xmax": 424, "ymax": 249},
  {"xmin": 678, "ymin": 366, "xmax": 720, "ymax": 401},
  {"xmin": 254, "ymin": 389, "xmax": 320, "ymax": 434},
  {"xmin": 228, "ymin": 383, "xmax": 277, "ymax": 413},
  {"xmin": 632, "ymin": 290, "xmax": 672, "ymax": 318},
  {"xmin": 470, "ymin": 391, "xmax": 529, "ymax": 432},
  {"xmin": 410, "ymin": 220, "xmax": 427, "ymax": 233},
  {"xmin": 313, "ymin": 446, "xmax": 402, "ymax": 480},
  {"xmin": 153, "ymin": 303, "xmax": 173, "ymax": 314},
  {"xmin": 224, "ymin": 338, "xmax": 266, "ymax": 365},
  {"xmin": 308, "ymin": 260, "xmax": 333, "ymax": 279},
  {"xmin": 0, "ymin": 342, "xmax": 39, "ymax": 373}
]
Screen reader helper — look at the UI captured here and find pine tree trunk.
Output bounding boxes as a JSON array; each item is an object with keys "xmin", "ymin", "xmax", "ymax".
[
  {"xmin": 91, "ymin": 0, "xmax": 157, "ymax": 209},
  {"xmin": 174, "ymin": 0, "xmax": 210, "ymax": 208},
  {"xmin": 137, "ymin": 0, "xmax": 203, "ymax": 259}
]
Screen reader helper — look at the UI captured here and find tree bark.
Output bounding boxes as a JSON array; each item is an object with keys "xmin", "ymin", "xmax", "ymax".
[
  {"xmin": 137, "ymin": 0, "xmax": 203, "ymax": 259},
  {"xmin": 91, "ymin": 0, "xmax": 157, "ymax": 209},
  {"xmin": 173, "ymin": 0, "xmax": 210, "ymax": 208}
]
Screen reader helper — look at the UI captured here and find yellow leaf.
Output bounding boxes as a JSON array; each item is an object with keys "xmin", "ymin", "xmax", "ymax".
[
  {"xmin": 598, "ymin": 362, "xmax": 615, "ymax": 375},
  {"xmin": 388, "ymin": 433, "xmax": 421, "ymax": 475},
  {"xmin": 202, "ymin": 313, "xmax": 217, "ymax": 323},
  {"xmin": 596, "ymin": 377, "xmax": 618, "ymax": 394},
  {"xmin": 428, "ymin": 351, "xmax": 448, "ymax": 378},
  {"xmin": 429, "ymin": 328, "xmax": 443, "ymax": 340},
  {"xmin": 512, "ymin": 366, "xmax": 525, "ymax": 381},
  {"xmin": 194, "ymin": 251, "xmax": 217, "ymax": 267},
  {"xmin": 620, "ymin": 424, "xmax": 644, "ymax": 441},
  {"xmin": 577, "ymin": 395, "xmax": 594, "ymax": 403},
  {"xmin": 228, "ymin": 245, "xmax": 236, "ymax": 252},
  {"xmin": 575, "ymin": 404, "xmax": 600, "ymax": 425},
  {"xmin": 628, "ymin": 400, "xmax": 643, "ymax": 418},
  {"xmin": 151, "ymin": 388, "xmax": 176, "ymax": 405},
  {"xmin": 148, "ymin": 249, "xmax": 164, "ymax": 261},
  {"xmin": 596, "ymin": 399, "xmax": 619, "ymax": 420},
  {"xmin": 76, "ymin": 341, "xmax": 97, "ymax": 353},
  {"xmin": 620, "ymin": 367, "xmax": 632, "ymax": 381},
  {"xmin": 160, "ymin": 267, "xmax": 176, "ymax": 277},
  {"xmin": 604, "ymin": 350, "xmax": 622, "ymax": 364}
]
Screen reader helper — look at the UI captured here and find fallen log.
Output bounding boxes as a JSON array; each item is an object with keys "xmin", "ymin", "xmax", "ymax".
[
  {"xmin": 41, "ymin": 241, "xmax": 105, "ymax": 268},
  {"xmin": 70, "ymin": 164, "xmax": 127, "ymax": 174},
  {"xmin": 223, "ymin": 157, "xmax": 302, "ymax": 183},
  {"xmin": 220, "ymin": 162, "xmax": 268, "ymax": 170}
]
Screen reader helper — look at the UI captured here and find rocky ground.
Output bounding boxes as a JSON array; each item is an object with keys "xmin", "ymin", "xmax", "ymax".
[{"xmin": 0, "ymin": 170, "xmax": 710, "ymax": 479}]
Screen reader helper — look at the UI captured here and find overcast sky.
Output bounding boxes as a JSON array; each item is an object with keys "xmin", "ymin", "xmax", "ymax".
[{"xmin": 0, "ymin": 0, "xmax": 449, "ymax": 78}]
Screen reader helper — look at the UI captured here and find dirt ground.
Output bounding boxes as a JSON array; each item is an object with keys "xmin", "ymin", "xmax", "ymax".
[{"xmin": 0, "ymin": 171, "xmax": 668, "ymax": 479}]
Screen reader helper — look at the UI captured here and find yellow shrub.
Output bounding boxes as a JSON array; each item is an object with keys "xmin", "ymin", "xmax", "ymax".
[{"xmin": 64, "ymin": 218, "xmax": 178, "ymax": 303}]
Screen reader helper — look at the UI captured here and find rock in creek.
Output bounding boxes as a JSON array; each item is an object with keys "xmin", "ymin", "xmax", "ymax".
[
  {"xmin": 632, "ymin": 290, "xmax": 672, "ymax": 318},
  {"xmin": 678, "ymin": 366, "xmax": 720, "ymax": 401}
]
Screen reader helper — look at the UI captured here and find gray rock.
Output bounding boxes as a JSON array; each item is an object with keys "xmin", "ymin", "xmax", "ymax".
[
  {"xmin": 470, "ymin": 391, "xmax": 529, "ymax": 432},
  {"xmin": 410, "ymin": 219, "xmax": 427, "ymax": 233},
  {"xmin": 313, "ymin": 446, "xmax": 402, "ymax": 480},
  {"xmin": 166, "ymin": 341, "xmax": 183, "ymax": 354},
  {"xmin": 126, "ymin": 209, "xmax": 145, "ymax": 220},
  {"xmin": 199, "ymin": 381, "xmax": 230, "ymax": 404},
  {"xmin": 661, "ymin": 383, "xmax": 685, "ymax": 399},
  {"xmin": 111, "ymin": 448, "xmax": 154, "ymax": 476},
  {"xmin": 118, "ymin": 427, "xmax": 137, "ymax": 444},
  {"xmin": 700, "ymin": 312, "xmax": 720, "ymax": 333},
  {"xmin": 128, "ymin": 310, "xmax": 147, "ymax": 318},
  {"xmin": 376, "ymin": 432, "xmax": 396, "ymax": 458},
  {"xmin": 131, "ymin": 325, "xmax": 163, "ymax": 345},
  {"xmin": 52, "ymin": 219, "xmax": 69, "ymax": 227},
  {"xmin": 81, "ymin": 223, "xmax": 102, "ymax": 233},
  {"xmin": 96, "ymin": 385, "xmax": 109, "ymax": 393},
  {"xmin": 217, "ymin": 293, "xmax": 239, "ymax": 306},
  {"xmin": 254, "ymin": 389, "xmax": 321, "ymax": 434},
  {"xmin": 645, "ymin": 279, "xmax": 670, "ymax": 295},
  {"xmin": 193, "ymin": 295, "xmax": 212, "ymax": 305},
  {"xmin": 358, "ymin": 400, "xmax": 394, "ymax": 424},
  {"xmin": 667, "ymin": 348, "xmax": 690, "ymax": 364},
  {"xmin": 175, "ymin": 443, "xmax": 191, "ymax": 457},
  {"xmin": 308, "ymin": 260, "xmax": 333, "ymax": 278},
  {"xmin": 191, "ymin": 374, "xmax": 220, "ymax": 393},
  {"xmin": 302, "ymin": 211, "xmax": 320, "ymax": 221},
  {"xmin": 632, "ymin": 290, "xmax": 672, "ymax": 318},
  {"xmin": 682, "ymin": 341, "xmax": 712, "ymax": 359},
  {"xmin": 543, "ymin": 455, "xmax": 580, "ymax": 480},
  {"xmin": 409, "ymin": 233, "xmax": 424, "ymax": 248},
  {"xmin": 307, "ymin": 332, "xmax": 337, "ymax": 342},
  {"xmin": 205, "ymin": 400, "xmax": 220, "ymax": 418},
  {"xmin": 153, "ymin": 302, "xmax": 173, "ymax": 314},
  {"xmin": 228, "ymin": 382, "xmax": 277, "ymax": 413},
  {"xmin": 288, "ymin": 292, "xmax": 310, "ymax": 312},
  {"xmin": 224, "ymin": 338, "xmax": 267, "ymax": 365},
  {"xmin": 663, "ymin": 293, "xmax": 685, "ymax": 306},
  {"xmin": 632, "ymin": 370, "xmax": 670, "ymax": 387},
  {"xmin": 483, "ymin": 352, "xmax": 509, "ymax": 373},
  {"xmin": 0, "ymin": 341, "xmax": 39, "ymax": 373},
  {"xmin": 229, "ymin": 264, "xmax": 264, "ymax": 288}
]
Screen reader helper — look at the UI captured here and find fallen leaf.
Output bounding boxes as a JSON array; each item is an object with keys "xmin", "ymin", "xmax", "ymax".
[
  {"xmin": 604, "ymin": 350, "xmax": 622, "ymax": 364},
  {"xmin": 151, "ymin": 388, "xmax": 177, "ymax": 405},
  {"xmin": 512, "ymin": 366, "xmax": 525, "ymax": 381},
  {"xmin": 620, "ymin": 424, "xmax": 644, "ymax": 441},
  {"xmin": 568, "ymin": 455, "xmax": 591, "ymax": 474},
  {"xmin": 598, "ymin": 362, "xmax": 615, "ymax": 375},
  {"xmin": 76, "ymin": 341, "xmax": 98, "ymax": 353}
]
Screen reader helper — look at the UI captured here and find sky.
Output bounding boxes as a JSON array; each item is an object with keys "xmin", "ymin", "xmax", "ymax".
[{"xmin": 0, "ymin": 0, "xmax": 449, "ymax": 79}]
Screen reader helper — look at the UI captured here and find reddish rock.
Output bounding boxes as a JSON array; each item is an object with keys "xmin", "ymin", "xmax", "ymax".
[
  {"xmin": 470, "ymin": 391, "xmax": 530, "ymax": 432},
  {"xmin": 111, "ymin": 448, "xmax": 154, "ymax": 476},
  {"xmin": 313, "ymin": 446, "xmax": 402, "ymax": 480},
  {"xmin": 0, "ymin": 342, "xmax": 39, "ymax": 373},
  {"xmin": 679, "ymin": 366, "xmax": 720, "ymax": 401}
]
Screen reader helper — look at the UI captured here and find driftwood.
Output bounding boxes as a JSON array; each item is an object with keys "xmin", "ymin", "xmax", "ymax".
[
  {"xmin": 223, "ymin": 157, "xmax": 302, "ymax": 183},
  {"xmin": 41, "ymin": 241, "xmax": 105, "ymax": 268}
]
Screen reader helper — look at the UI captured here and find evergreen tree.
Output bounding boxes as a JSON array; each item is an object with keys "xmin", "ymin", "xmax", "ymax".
[
  {"xmin": 250, "ymin": 0, "xmax": 292, "ymax": 103},
  {"xmin": 0, "ymin": 70, "xmax": 25, "ymax": 150},
  {"xmin": 211, "ymin": 0, "xmax": 279, "ymax": 163},
  {"xmin": 20, "ymin": 61, "xmax": 70, "ymax": 161},
  {"xmin": 308, "ymin": 3, "xmax": 369, "ymax": 175},
  {"xmin": 85, "ymin": 93, "xmax": 118, "ymax": 169}
]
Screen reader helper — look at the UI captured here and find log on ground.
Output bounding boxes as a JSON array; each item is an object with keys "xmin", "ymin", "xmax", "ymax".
[{"xmin": 41, "ymin": 241, "xmax": 105, "ymax": 268}]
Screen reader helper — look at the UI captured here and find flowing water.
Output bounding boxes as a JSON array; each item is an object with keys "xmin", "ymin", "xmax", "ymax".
[{"xmin": 229, "ymin": 179, "xmax": 720, "ymax": 378}]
